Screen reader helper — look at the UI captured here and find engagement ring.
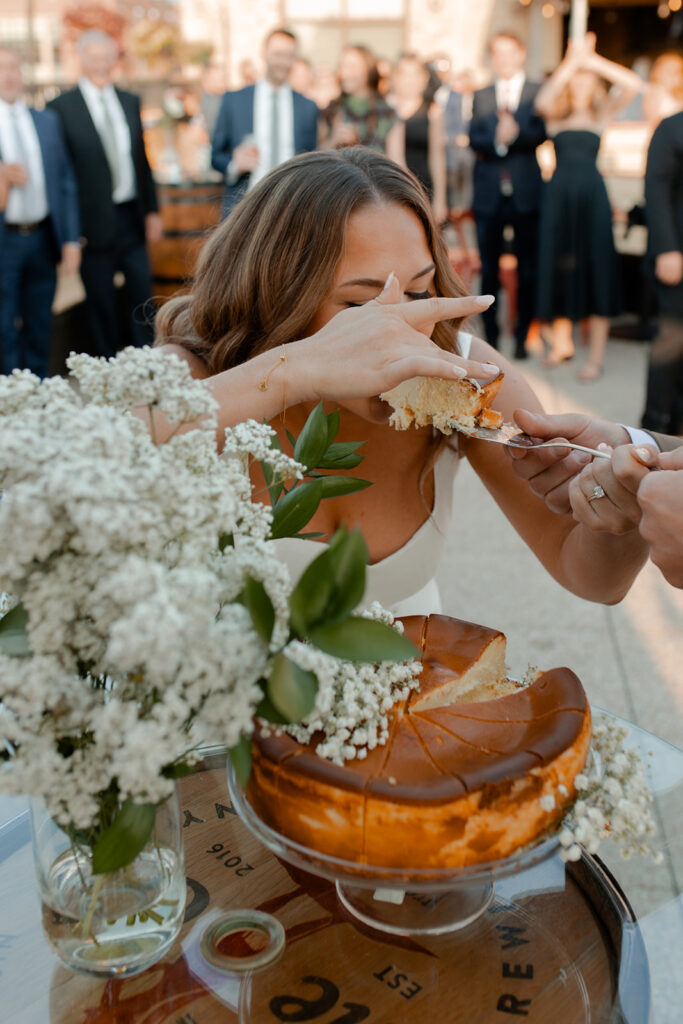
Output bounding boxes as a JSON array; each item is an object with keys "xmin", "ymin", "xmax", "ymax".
[{"xmin": 588, "ymin": 485, "xmax": 606, "ymax": 503}]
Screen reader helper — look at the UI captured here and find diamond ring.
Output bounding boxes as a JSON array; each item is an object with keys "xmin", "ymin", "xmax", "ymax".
[{"xmin": 587, "ymin": 484, "xmax": 606, "ymax": 503}]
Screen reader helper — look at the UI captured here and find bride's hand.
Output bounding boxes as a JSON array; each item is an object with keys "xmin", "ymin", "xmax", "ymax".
[
  {"xmin": 294, "ymin": 272, "xmax": 498, "ymax": 406},
  {"xmin": 507, "ymin": 409, "xmax": 632, "ymax": 514}
]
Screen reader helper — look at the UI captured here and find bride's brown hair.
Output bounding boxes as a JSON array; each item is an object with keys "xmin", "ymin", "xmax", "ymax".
[{"xmin": 155, "ymin": 147, "xmax": 468, "ymax": 374}]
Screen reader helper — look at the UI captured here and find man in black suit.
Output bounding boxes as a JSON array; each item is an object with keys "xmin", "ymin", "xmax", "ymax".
[
  {"xmin": 641, "ymin": 110, "xmax": 683, "ymax": 436},
  {"xmin": 0, "ymin": 44, "xmax": 81, "ymax": 377},
  {"xmin": 469, "ymin": 31, "xmax": 546, "ymax": 359},
  {"xmin": 49, "ymin": 31, "xmax": 162, "ymax": 358},
  {"xmin": 211, "ymin": 28, "xmax": 319, "ymax": 216}
]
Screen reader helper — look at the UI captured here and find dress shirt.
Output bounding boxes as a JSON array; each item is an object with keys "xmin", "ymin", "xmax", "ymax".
[
  {"xmin": 495, "ymin": 72, "xmax": 526, "ymax": 113},
  {"xmin": 0, "ymin": 98, "xmax": 49, "ymax": 224},
  {"xmin": 249, "ymin": 79, "xmax": 294, "ymax": 190},
  {"xmin": 78, "ymin": 77, "xmax": 136, "ymax": 203}
]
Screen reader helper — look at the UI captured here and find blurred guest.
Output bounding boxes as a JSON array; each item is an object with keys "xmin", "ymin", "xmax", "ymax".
[
  {"xmin": 49, "ymin": 30, "xmax": 161, "ymax": 358},
  {"xmin": 211, "ymin": 28, "xmax": 318, "ymax": 216},
  {"xmin": 238, "ymin": 58, "xmax": 259, "ymax": 89},
  {"xmin": 199, "ymin": 64, "xmax": 229, "ymax": 138},
  {"xmin": 320, "ymin": 45, "xmax": 402, "ymax": 162},
  {"xmin": 534, "ymin": 33, "xmax": 641, "ymax": 380},
  {"xmin": 443, "ymin": 68, "xmax": 475, "ymax": 217},
  {"xmin": 289, "ymin": 57, "xmax": 314, "ymax": 99},
  {"xmin": 641, "ymin": 109, "xmax": 683, "ymax": 436},
  {"xmin": 391, "ymin": 53, "xmax": 447, "ymax": 224},
  {"xmin": 469, "ymin": 31, "xmax": 546, "ymax": 359},
  {"xmin": 310, "ymin": 66, "xmax": 340, "ymax": 111},
  {"xmin": 643, "ymin": 53, "xmax": 683, "ymax": 128},
  {"xmin": 0, "ymin": 45, "xmax": 81, "ymax": 377},
  {"xmin": 426, "ymin": 52, "xmax": 452, "ymax": 105}
]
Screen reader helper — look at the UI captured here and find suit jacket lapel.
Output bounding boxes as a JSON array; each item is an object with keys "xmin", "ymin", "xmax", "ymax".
[{"xmin": 73, "ymin": 85, "xmax": 108, "ymax": 160}]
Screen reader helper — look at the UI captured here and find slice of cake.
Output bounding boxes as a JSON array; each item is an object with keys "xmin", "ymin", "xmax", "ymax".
[
  {"xmin": 248, "ymin": 614, "xmax": 591, "ymax": 869},
  {"xmin": 380, "ymin": 371, "xmax": 504, "ymax": 435}
]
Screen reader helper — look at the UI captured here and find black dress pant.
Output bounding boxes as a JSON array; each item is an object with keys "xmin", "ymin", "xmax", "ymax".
[
  {"xmin": 79, "ymin": 201, "xmax": 155, "ymax": 358},
  {"xmin": 475, "ymin": 197, "xmax": 539, "ymax": 350}
]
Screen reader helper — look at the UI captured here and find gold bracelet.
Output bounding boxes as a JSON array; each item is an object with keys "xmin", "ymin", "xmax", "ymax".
[{"xmin": 258, "ymin": 347, "xmax": 286, "ymax": 392}]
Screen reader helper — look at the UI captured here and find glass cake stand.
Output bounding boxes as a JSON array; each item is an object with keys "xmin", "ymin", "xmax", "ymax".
[{"xmin": 226, "ymin": 762, "xmax": 562, "ymax": 937}]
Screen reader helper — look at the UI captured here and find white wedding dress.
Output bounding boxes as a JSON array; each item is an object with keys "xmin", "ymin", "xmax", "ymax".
[{"xmin": 273, "ymin": 333, "xmax": 473, "ymax": 616}]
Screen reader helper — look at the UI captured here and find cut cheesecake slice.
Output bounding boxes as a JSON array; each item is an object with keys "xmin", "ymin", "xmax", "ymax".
[{"xmin": 380, "ymin": 371, "xmax": 504, "ymax": 435}]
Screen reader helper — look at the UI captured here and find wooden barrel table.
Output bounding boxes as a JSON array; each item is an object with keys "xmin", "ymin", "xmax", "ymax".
[
  {"xmin": 148, "ymin": 182, "xmax": 224, "ymax": 303},
  {"xmin": 0, "ymin": 744, "xmax": 658, "ymax": 1023}
]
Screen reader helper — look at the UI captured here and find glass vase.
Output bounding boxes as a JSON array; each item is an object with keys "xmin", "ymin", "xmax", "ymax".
[{"xmin": 30, "ymin": 789, "xmax": 185, "ymax": 977}]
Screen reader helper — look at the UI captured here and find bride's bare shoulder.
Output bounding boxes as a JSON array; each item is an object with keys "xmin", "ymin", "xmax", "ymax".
[{"xmin": 156, "ymin": 343, "xmax": 210, "ymax": 380}]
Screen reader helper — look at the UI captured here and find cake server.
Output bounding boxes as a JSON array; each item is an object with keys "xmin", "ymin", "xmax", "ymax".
[{"xmin": 450, "ymin": 420, "xmax": 612, "ymax": 459}]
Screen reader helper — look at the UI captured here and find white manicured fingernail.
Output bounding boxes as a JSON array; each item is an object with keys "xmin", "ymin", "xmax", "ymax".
[
  {"xmin": 382, "ymin": 271, "xmax": 397, "ymax": 290},
  {"xmin": 474, "ymin": 295, "xmax": 495, "ymax": 307},
  {"xmin": 482, "ymin": 363, "xmax": 499, "ymax": 374},
  {"xmin": 451, "ymin": 366, "xmax": 466, "ymax": 378},
  {"xmin": 634, "ymin": 446, "xmax": 655, "ymax": 464}
]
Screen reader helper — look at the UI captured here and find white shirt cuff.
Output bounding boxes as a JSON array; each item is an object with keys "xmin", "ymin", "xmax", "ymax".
[{"xmin": 619, "ymin": 424, "xmax": 661, "ymax": 451}]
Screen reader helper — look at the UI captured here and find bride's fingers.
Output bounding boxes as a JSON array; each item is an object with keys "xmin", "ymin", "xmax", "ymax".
[{"xmin": 397, "ymin": 292, "xmax": 495, "ymax": 329}]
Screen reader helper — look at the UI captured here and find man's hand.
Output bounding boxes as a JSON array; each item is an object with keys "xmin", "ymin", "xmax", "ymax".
[
  {"xmin": 495, "ymin": 110, "xmax": 519, "ymax": 148},
  {"xmin": 637, "ymin": 453, "xmax": 683, "ymax": 588},
  {"xmin": 655, "ymin": 251, "xmax": 683, "ymax": 287},
  {"xmin": 60, "ymin": 242, "xmax": 81, "ymax": 276},
  {"xmin": 507, "ymin": 409, "xmax": 631, "ymax": 514},
  {"xmin": 1, "ymin": 162, "xmax": 28, "ymax": 187},
  {"xmin": 232, "ymin": 140, "xmax": 260, "ymax": 174},
  {"xmin": 145, "ymin": 212, "xmax": 164, "ymax": 245}
]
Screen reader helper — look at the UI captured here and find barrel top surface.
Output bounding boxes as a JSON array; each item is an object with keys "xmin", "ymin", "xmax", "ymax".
[{"xmin": 2, "ymin": 712, "xmax": 680, "ymax": 1024}]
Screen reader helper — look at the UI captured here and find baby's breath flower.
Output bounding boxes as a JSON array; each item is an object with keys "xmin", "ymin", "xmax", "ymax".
[{"xmin": 558, "ymin": 719, "xmax": 660, "ymax": 866}]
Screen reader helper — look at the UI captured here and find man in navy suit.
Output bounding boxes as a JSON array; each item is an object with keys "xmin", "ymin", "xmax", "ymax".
[
  {"xmin": 469, "ymin": 31, "xmax": 546, "ymax": 359},
  {"xmin": 49, "ymin": 31, "xmax": 162, "ymax": 358},
  {"xmin": 211, "ymin": 28, "xmax": 319, "ymax": 215},
  {"xmin": 0, "ymin": 45, "xmax": 81, "ymax": 377}
]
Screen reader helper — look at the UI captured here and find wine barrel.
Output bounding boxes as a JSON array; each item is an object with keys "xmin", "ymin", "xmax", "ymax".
[
  {"xmin": 42, "ymin": 755, "xmax": 650, "ymax": 1023},
  {"xmin": 148, "ymin": 182, "xmax": 223, "ymax": 303}
]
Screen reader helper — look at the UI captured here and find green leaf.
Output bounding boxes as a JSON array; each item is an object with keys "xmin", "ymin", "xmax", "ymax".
[
  {"xmin": 269, "ymin": 478, "xmax": 323, "ymax": 539},
  {"xmin": 308, "ymin": 617, "xmax": 419, "ymax": 663},
  {"xmin": 293, "ymin": 402, "xmax": 329, "ymax": 471},
  {"xmin": 91, "ymin": 800, "xmax": 157, "ymax": 875},
  {"xmin": 243, "ymin": 577, "xmax": 275, "ymax": 645},
  {"xmin": 319, "ymin": 475, "xmax": 372, "ymax": 499},
  {"xmin": 267, "ymin": 652, "xmax": 318, "ymax": 722},
  {"xmin": 326, "ymin": 408, "xmax": 340, "ymax": 446},
  {"xmin": 317, "ymin": 441, "xmax": 365, "ymax": 470},
  {"xmin": 229, "ymin": 736, "xmax": 252, "ymax": 788},
  {"xmin": 285, "ymin": 429, "xmax": 297, "ymax": 449},
  {"xmin": 295, "ymin": 532, "xmax": 327, "ymax": 540},
  {"xmin": 162, "ymin": 762, "xmax": 195, "ymax": 780},
  {"xmin": 255, "ymin": 693, "xmax": 289, "ymax": 724},
  {"xmin": 289, "ymin": 527, "xmax": 367, "ymax": 635},
  {"xmin": 0, "ymin": 603, "xmax": 30, "ymax": 657}
]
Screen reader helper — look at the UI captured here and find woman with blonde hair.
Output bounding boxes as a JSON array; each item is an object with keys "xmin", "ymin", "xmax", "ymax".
[
  {"xmin": 534, "ymin": 34, "xmax": 641, "ymax": 380},
  {"xmin": 156, "ymin": 147, "xmax": 648, "ymax": 612}
]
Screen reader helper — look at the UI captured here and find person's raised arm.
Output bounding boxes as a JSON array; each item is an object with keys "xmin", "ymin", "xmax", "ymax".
[
  {"xmin": 157, "ymin": 274, "xmax": 497, "ymax": 445},
  {"xmin": 462, "ymin": 340, "xmax": 649, "ymax": 604},
  {"xmin": 428, "ymin": 104, "xmax": 448, "ymax": 225}
]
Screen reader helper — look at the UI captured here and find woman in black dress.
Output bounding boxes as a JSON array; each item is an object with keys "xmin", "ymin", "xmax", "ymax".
[
  {"xmin": 535, "ymin": 34, "xmax": 641, "ymax": 380},
  {"xmin": 390, "ymin": 53, "xmax": 447, "ymax": 225}
]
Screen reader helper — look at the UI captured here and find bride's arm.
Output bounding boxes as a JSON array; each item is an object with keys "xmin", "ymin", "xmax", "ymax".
[
  {"xmin": 153, "ymin": 277, "xmax": 497, "ymax": 444},
  {"xmin": 462, "ymin": 337, "xmax": 648, "ymax": 604}
]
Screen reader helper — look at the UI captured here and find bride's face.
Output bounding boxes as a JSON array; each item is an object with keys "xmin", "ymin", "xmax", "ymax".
[{"xmin": 307, "ymin": 200, "xmax": 438, "ymax": 422}]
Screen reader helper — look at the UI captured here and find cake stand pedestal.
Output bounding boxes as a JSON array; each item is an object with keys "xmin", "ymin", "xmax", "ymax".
[{"xmin": 227, "ymin": 762, "xmax": 561, "ymax": 939}]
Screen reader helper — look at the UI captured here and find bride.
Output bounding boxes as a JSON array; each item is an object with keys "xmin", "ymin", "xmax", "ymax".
[{"xmin": 155, "ymin": 147, "xmax": 648, "ymax": 612}]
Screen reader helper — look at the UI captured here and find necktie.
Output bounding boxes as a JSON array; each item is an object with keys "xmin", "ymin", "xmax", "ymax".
[
  {"xmin": 270, "ymin": 87, "xmax": 280, "ymax": 171},
  {"xmin": 98, "ymin": 91, "xmax": 121, "ymax": 193},
  {"xmin": 9, "ymin": 107, "xmax": 39, "ymax": 223}
]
